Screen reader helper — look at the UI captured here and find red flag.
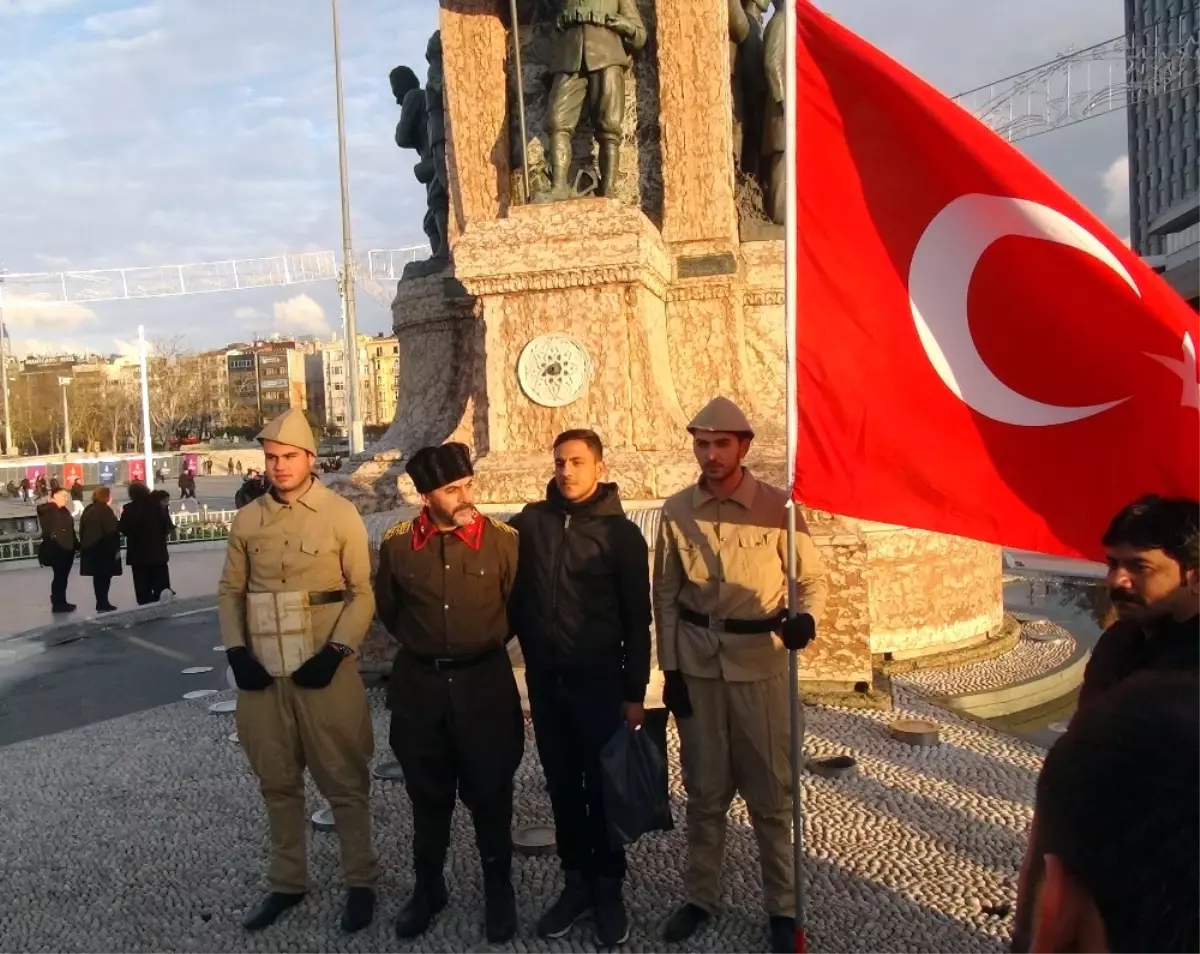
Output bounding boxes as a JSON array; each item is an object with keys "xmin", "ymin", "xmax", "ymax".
[{"xmin": 791, "ymin": 1, "xmax": 1199, "ymax": 560}]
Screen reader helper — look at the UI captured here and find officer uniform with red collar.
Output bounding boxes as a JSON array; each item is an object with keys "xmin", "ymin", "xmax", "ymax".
[{"xmin": 374, "ymin": 443, "xmax": 523, "ymax": 941}]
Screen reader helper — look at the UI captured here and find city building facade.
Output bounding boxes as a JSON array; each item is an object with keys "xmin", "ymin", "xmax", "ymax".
[{"xmin": 1125, "ymin": 0, "xmax": 1200, "ymax": 308}]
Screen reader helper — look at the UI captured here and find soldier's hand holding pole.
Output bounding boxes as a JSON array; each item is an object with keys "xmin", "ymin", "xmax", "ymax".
[
  {"xmin": 227, "ymin": 646, "xmax": 274, "ymax": 691},
  {"xmin": 779, "ymin": 612, "xmax": 816, "ymax": 651}
]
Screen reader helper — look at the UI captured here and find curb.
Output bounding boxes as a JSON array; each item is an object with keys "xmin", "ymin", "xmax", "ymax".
[
  {"xmin": 931, "ymin": 638, "xmax": 1091, "ymax": 720},
  {"xmin": 0, "ymin": 594, "xmax": 219, "ymax": 655}
]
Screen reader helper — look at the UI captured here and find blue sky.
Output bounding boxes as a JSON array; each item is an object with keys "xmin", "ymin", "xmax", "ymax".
[{"xmin": 0, "ymin": 0, "xmax": 1128, "ymax": 357}]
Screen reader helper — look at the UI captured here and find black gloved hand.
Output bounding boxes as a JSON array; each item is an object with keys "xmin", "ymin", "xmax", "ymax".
[
  {"xmin": 227, "ymin": 646, "xmax": 274, "ymax": 691},
  {"xmin": 780, "ymin": 613, "xmax": 816, "ymax": 651},
  {"xmin": 662, "ymin": 670, "xmax": 693, "ymax": 719},
  {"xmin": 291, "ymin": 644, "xmax": 346, "ymax": 689}
]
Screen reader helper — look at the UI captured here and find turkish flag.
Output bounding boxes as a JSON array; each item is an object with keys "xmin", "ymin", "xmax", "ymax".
[{"xmin": 792, "ymin": 1, "xmax": 1199, "ymax": 560}]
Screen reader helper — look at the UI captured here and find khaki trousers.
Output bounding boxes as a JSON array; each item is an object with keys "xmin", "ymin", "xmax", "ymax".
[
  {"xmin": 677, "ymin": 671, "xmax": 798, "ymax": 917},
  {"xmin": 237, "ymin": 661, "xmax": 379, "ymax": 894}
]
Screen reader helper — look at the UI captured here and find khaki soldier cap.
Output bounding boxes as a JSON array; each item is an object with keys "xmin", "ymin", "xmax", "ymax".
[
  {"xmin": 687, "ymin": 396, "xmax": 755, "ymax": 438},
  {"xmin": 257, "ymin": 409, "xmax": 317, "ymax": 456}
]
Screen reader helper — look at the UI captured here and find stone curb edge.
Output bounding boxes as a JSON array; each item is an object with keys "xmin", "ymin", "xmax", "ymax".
[{"xmin": 0, "ymin": 595, "xmax": 219, "ymax": 666}]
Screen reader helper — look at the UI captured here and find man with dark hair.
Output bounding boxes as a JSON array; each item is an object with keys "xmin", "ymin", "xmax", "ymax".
[
  {"xmin": 1012, "ymin": 672, "xmax": 1198, "ymax": 953},
  {"xmin": 508, "ymin": 428, "xmax": 651, "ymax": 947},
  {"xmin": 1078, "ymin": 495, "xmax": 1199, "ymax": 710},
  {"xmin": 375, "ymin": 443, "xmax": 523, "ymax": 944}
]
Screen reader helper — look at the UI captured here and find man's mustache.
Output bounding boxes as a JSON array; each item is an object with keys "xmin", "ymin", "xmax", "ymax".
[
  {"xmin": 454, "ymin": 504, "xmax": 475, "ymax": 515},
  {"xmin": 1109, "ymin": 589, "xmax": 1144, "ymax": 605}
]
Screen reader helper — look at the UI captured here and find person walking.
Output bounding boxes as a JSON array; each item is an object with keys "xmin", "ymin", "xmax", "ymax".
[
  {"xmin": 654, "ymin": 396, "xmax": 828, "ymax": 954},
  {"xmin": 374, "ymin": 443, "xmax": 523, "ymax": 944},
  {"xmin": 508, "ymin": 429, "xmax": 651, "ymax": 946},
  {"xmin": 119, "ymin": 481, "xmax": 174, "ymax": 605},
  {"xmin": 79, "ymin": 486, "xmax": 121, "ymax": 612},
  {"xmin": 218, "ymin": 409, "xmax": 379, "ymax": 933},
  {"xmin": 178, "ymin": 467, "xmax": 197, "ymax": 503},
  {"xmin": 19, "ymin": 476, "xmax": 31, "ymax": 503},
  {"xmin": 69, "ymin": 479, "xmax": 85, "ymax": 518},
  {"xmin": 37, "ymin": 487, "xmax": 78, "ymax": 613}
]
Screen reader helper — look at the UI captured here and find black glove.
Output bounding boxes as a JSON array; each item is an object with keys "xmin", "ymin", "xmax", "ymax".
[
  {"xmin": 662, "ymin": 670, "xmax": 693, "ymax": 719},
  {"xmin": 780, "ymin": 613, "xmax": 816, "ymax": 651},
  {"xmin": 226, "ymin": 646, "xmax": 274, "ymax": 691},
  {"xmin": 291, "ymin": 644, "xmax": 347, "ymax": 689}
]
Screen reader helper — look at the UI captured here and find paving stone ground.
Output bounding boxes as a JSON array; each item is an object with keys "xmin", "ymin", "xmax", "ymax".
[
  {"xmin": 0, "ymin": 681, "xmax": 1040, "ymax": 954},
  {"xmin": 895, "ymin": 630, "xmax": 1077, "ymax": 697}
]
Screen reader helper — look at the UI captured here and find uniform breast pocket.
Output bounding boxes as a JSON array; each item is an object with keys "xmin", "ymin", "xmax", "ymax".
[{"xmin": 735, "ymin": 531, "xmax": 778, "ymax": 576}]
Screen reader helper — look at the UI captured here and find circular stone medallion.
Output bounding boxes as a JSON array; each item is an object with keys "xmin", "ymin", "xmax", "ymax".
[
  {"xmin": 228, "ymin": 731, "xmax": 240, "ymax": 743},
  {"xmin": 889, "ymin": 718, "xmax": 941, "ymax": 746},
  {"xmin": 513, "ymin": 823, "xmax": 557, "ymax": 857},
  {"xmin": 517, "ymin": 334, "xmax": 592, "ymax": 408},
  {"xmin": 311, "ymin": 808, "xmax": 336, "ymax": 831},
  {"xmin": 209, "ymin": 700, "xmax": 237, "ymax": 714},
  {"xmin": 181, "ymin": 666, "xmax": 213, "ymax": 675},
  {"xmin": 183, "ymin": 689, "xmax": 218, "ymax": 701},
  {"xmin": 806, "ymin": 755, "xmax": 858, "ymax": 779}
]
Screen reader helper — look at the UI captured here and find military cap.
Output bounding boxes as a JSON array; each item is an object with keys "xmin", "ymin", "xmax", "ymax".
[
  {"xmin": 406, "ymin": 442, "xmax": 473, "ymax": 494},
  {"xmin": 687, "ymin": 396, "xmax": 755, "ymax": 438},
  {"xmin": 257, "ymin": 409, "xmax": 317, "ymax": 455}
]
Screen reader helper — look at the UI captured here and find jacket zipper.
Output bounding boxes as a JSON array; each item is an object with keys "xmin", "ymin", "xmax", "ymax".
[{"xmin": 549, "ymin": 514, "xmax": 571, "ymax": 648}]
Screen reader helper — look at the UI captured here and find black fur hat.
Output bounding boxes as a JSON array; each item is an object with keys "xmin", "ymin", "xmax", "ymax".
[{"xmin": 406, "ymin": 442, "xmax": 473, "ymax": 494}]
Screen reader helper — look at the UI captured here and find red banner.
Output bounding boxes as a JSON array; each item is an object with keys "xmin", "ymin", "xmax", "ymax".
[
  {"xmin": 63, "ymin": 463, "xmax": 83, "ymax": 488},
  {"xmin": 128, "ymin": 459, "xmax": 146, "ymax": 482}
]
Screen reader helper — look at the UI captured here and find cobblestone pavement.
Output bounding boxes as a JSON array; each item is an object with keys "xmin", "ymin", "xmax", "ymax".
[
  {"xmin": 896, "ymin": 631, "xmax": 1076, "ymax": 697},
  {"xmin": 0, "ymin": 680, "xmax": 1039, "ymax": 953}
]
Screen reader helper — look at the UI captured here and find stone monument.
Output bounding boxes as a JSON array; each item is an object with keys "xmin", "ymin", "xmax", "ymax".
[{"xmin": 339, "ymin": 0, "xmax": 1004, "ymax": 694}]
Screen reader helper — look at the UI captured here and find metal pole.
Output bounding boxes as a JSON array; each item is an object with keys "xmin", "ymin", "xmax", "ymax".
[
  {"xmin": 783, "ymin": 0, "xmax": 807, "ymax": 951},
  {"xmin": 331, "ymin": 0, "xmax": 363, "ymax": 455},
  {"xmin": 507, "ymin": 0, "xmax": 531, "ymax": 200},
  {"xmin": 61, "ymin": 382, "xmax": 71, "ymax": 454},
  {"xmin": 0, "ymin": 275, "xmax": 12, "ymax": 456},
  {"xmin": 139, "ymin": 325, "xmax": 154, "ymax": 490}
]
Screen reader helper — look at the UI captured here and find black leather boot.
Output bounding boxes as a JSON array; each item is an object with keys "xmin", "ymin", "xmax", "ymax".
[
  {"xmin": 340, "ymin": 886, "xmax": 375, "ymax": 933},
  {"xmin": 242, "ymin": 892, "xmax": 305, "ymax": 931},
  {"xmin": 395, "ymin": 876, "xmax": 448, "ymax": 940}
]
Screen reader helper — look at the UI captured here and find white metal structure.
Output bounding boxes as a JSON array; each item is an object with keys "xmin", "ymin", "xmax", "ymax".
[
  {"xmin": 954, "ymin": 30, "xmax": 1199, "ymax": 143},
  {"xmin": 0, "ymin": 251, "xmax": 337, "ymax": 307},
  {"xmin": 365, "ymin": 245, "xmax": 433, "ymax": 282}
]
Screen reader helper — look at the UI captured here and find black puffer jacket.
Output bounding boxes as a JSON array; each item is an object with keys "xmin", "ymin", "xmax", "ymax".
[
  {"xmin": 37, "ymin": 502, "xmax": 77, "ymax": 559},
  {"xmin": 509, "ymin": 481, "xmax": 651, "ymax": 703}
]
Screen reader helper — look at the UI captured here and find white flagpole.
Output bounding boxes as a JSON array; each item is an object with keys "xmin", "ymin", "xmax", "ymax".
[
  {"xmin": 783, "ymin": 0, "xmax": 806, "ymax": 950},
  {"xmin": 138, "ymin": 325, "xmax": 154, "ymax": 490}
]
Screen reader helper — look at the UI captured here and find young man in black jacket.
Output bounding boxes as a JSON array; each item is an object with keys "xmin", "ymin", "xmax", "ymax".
[
  {"xmin": 509, "ymin": 429, "xmax": 652, "ymax": 947},
  {"xmin": 38, "ymin": 488, "xmax": 78, "ymax": 613}
]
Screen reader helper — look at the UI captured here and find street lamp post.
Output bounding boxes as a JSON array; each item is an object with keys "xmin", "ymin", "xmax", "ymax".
[
  {"xmin": 0, "ymin": 270, "xmax": 12, "ymax": 455},
  {"xmin": 58, "ymin": 376, "xmax": 72, "ymax": 454},
  {"xmin": 331, "ymin": 0, "xmax": 363, "ymax": 455}
]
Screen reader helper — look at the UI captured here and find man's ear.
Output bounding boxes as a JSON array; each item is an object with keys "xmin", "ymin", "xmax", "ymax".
[
  {"xmin": 1028, "ymin": 854, "xmax": 1103, "ymax": 954},
  {"xmin": 597, "ymin": 459, "xmax": 610, "ymax": 481},
  {"xmin": 1185, "ymin": 566, "xmax": 1200, "ymax": 596}
]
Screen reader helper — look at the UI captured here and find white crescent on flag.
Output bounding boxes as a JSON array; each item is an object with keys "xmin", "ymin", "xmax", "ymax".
[{"xmin": 908, "ymin": 193, "xmax": 1136, "ymax": 427}]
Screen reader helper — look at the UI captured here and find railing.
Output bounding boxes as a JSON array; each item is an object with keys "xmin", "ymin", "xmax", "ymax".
[{"xmin": 0, "ymin": 508, "xmax": 240, "ymax": 563}]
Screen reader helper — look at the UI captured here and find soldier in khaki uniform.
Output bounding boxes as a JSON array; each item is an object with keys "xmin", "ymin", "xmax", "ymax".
[
  {"xmin": 653, "ymin": 396, "xmax": 827, "ymax": 954},
  {"xmin": 218, "ymin": 409, "xmax": 380, "ymax": 934}
]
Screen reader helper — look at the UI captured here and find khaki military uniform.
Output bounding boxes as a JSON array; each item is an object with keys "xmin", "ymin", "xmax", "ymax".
[
  {"xmin": 218, "ymin": 476, "xmax": 380, "ymax": 896},
  {"xmin": 654, "ymin": 469, "xmax": 827, "ymax": 917}
]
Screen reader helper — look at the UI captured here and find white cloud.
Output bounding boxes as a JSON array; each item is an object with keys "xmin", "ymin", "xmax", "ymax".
[
  {"xmin": 1102, "ymin": 155, "xmax": 1130, "ymax": 220},
  {"xmin": 8, "ymin": 336, "xmax": 90, "ymax": 357},
  {"xmin": 272, "ymin": 293, "xmax": 328, "ymax": 335},
  {"xmin": 234, "ymin": 305, "xmax": 267, "ymax": 322},
  {"xmin": 1, "ymin": 294, "xmax": 98, "ymax": 332},
  {"xmin": 0, "ymin": 0, "xmax": 84, "ymax": 16},
  {"xmin": 82, "ymin": 3, "xmax": 162, "ymax": 37}
]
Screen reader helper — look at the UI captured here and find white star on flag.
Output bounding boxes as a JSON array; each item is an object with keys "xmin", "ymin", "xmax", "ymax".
[{"xmin": 1146, "ymin": 333, "xmax": 1199, "ymax": 410}]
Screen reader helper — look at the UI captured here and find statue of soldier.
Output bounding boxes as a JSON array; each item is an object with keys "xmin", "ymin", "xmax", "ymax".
[
  {"xmin": 390, "ymin": 48, "xmax": 449, "ymax": 268},
  {"xmin": 760, "ymin": 0, "xmax": 785, "ymax": 226},
  {"xmin": 537, "ymin": 0, "xmax": 647, "ymax": 201},
  {"xmin": 423, "ymin": 32, "xmax": 449, "ymax": 266},
  {"xmin": 729, "ymin": 0, "xmax": 749, "ymax": 170},
  {"xmin": 736, "ymin": 0, "xmax": 769, "ymax": 177}
]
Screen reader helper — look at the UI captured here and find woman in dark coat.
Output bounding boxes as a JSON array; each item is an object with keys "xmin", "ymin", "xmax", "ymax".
[
  {"xmin": 79, "ymin": 486, "xmax": 122, "ymax": 612},
  {"xmin": 119, "ymin": 481, "xmax": 174, "ymax": 605}
]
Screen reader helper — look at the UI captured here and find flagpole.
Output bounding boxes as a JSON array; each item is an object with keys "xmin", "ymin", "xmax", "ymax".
[
  {"xmin": 139, "ymin": 325, "xmax": 154, "ymax": 491},
  {"xmin": 783, "ymin": 0, "xmax": 806, "ymax": 951}
]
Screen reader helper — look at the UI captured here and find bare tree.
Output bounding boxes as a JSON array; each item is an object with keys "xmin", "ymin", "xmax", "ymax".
[{"xmin": 145, "ymin": 337, "xmax": 208, "ymax": 447}]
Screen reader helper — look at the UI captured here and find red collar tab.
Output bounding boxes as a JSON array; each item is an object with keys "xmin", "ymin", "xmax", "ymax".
[{"xmin": 411, "ymin": 509, "xmax": 485, "ymax": 552}]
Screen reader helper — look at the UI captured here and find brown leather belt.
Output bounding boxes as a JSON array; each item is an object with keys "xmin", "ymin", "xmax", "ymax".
[
  {"xmin": 405, "ymin": 645, "xmax": 501, "ymax": 672},
  {"xmin": 308, "ymin": 590, "xmax": 346, "ymax": 606},
  {"xmin": 679, "ymin": 606, "xmax": 785, "ymax": 634}
]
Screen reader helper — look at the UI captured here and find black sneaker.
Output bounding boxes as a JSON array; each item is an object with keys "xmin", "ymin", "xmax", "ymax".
[
  {"xmin": 340, "ymin": 886, "xmax": 375, "ymax": 933},
  {"xmin": 537, "ymin": 869, "xmax": 593, "ymax": 939},
  {"xmin": 242, "ymin": 892, "xmax": 305, "ymax": 931},
  {"xmin": 662, "ymin": 902, "xmax": 711, "ymax": 943},
  {"xmin": 593, "ymin": 875, "xmax": 629, "ymax": 947},
  {"xmin": 51, "ymin": 602, "xmax": 76, "ymax": 614},
  {"xmin": 395, "ymin": 877, "xmax": 448, "ymax": 940}
]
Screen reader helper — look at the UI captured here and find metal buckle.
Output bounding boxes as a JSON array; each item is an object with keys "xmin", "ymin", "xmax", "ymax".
[
  {"xmin": 432, "ymin": 657, "xmax": 454, "ymax": 671},
  {"xmin": 708, "ymin": 616, "xmax": 726, "ymax": 633}
]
